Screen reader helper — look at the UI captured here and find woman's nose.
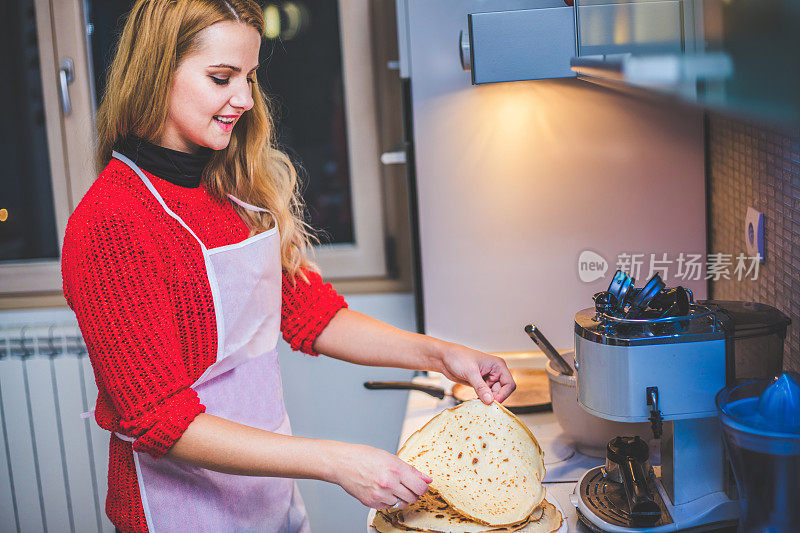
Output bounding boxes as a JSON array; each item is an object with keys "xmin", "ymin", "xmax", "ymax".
[{"xmin": 230, "ymin": 81, "xmax": 254, "ymax": 111}]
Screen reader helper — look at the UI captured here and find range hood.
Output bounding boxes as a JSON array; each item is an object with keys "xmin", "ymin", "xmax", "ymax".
[
  {"xmin": 461, "ymin": 7, "xmax": 576, "ymax": 84},
  {"xmin": 459, "ymin": 0, "xmax": 800, "ymax": 125}
]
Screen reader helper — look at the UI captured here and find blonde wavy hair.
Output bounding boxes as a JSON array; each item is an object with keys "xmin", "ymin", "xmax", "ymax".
[{"xmin": 95, "ymin": 0, "xmax": 317, "ymax": 279}]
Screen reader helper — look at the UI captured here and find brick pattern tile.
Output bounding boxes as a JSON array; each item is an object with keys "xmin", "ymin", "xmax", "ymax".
[{"xmin": 708, "ymin": 114, "xmax": 800, "ymax": 373}]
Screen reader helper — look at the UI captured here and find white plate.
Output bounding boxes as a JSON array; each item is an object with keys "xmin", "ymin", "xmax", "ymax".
[
  {"xmin": 366, "ymin": 497, "xmax": 569, "ymax": 532},
  {"xmin": 366, "ymin": 508, "xmax": 378, "ymax": 532},
  {"xmin": 550, "ymin": 495, "xmax": 569, "ymax": 533}
]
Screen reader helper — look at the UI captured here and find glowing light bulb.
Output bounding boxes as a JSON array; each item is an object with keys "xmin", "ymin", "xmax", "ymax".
[
  {"xmin": 281, "ymin": 2, "xmax": 306, "ymax": 40},
  {"xmin": 0, "ymin": 209, "xmax": 7, "ymax": 222},
  {"xmin": 263, "ymin": 4, "xmax": 281, "ymax": 39}
]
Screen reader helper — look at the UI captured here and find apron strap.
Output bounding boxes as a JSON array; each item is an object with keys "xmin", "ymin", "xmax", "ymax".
[
  {"xmin": 80, "ymin": 405, "xmax": 132, "ymax": 442},
  {"xmin": 227, "ymin": 194, "xmax": 279, "ymax": 233},
  {"xmin": 227, "ymin": 194, "xmax": 271, "ymax": 214},
  {"xmin": 112, "ymin": 151, "xmax": 208, "ymax": 251},
  {"xmin": 114, "ymin": 432, "xmax": 136, "ymax": 443}
]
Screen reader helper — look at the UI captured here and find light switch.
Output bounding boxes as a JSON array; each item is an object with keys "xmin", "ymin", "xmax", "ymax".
[{"xmin": 744, "ymin": 207, "xmax": 764, "ymax": 263}]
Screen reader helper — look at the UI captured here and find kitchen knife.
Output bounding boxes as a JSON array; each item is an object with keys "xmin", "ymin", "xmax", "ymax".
[{"xmin": 524, "ymin": 324, "xmax": 574, "ymax": 376}]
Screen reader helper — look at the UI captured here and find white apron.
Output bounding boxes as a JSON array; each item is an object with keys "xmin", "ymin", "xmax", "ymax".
[{"xmin": 100, "ymin": 151, "xmax": 310, "ymax": 533}]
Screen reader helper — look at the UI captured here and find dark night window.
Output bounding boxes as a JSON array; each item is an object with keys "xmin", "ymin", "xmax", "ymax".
[{"xmin": 0, "ymin": 0, "xmax": 58, "ymax": 262}]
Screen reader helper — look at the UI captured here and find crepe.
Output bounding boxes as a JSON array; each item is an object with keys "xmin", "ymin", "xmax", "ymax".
[
  {"xmin": 376, "ymin": 489, "xmax": 545, "ymax": 532},
  {"xmin": 373, "ymin": 499, "xmax": 561, "ymax": 533},
  {"xmin": 397, "ymin": 400, "xmax": 546, "ymax": 527},
  {"xmin": 516, "ymin": 500, "xmax": 562, "ymax": 533}
]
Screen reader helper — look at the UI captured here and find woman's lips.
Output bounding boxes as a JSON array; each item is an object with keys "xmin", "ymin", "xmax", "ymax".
[{"xmin": 213, "ymin": 115, "xmax": 238, "ymax": 132}]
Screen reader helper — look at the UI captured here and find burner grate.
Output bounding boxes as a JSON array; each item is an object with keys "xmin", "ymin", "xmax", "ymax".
[{"xmin": 578, "ymin": 468, "xmax": 673, "ymax": 528}]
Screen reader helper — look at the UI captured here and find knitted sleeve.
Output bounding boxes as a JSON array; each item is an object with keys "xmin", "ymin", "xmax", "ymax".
[
  {"xmin": 62, "ymin": 203, "xmax": 205, "ymax": 459},
  {"xmin": 281, "ymin": 268, "xmax": 347, "ymax": 356}
]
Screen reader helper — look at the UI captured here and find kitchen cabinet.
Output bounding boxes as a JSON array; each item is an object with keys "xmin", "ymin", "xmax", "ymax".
[
  {"xmin": 443, "ymin": 0, "xmax": 800, "ymax": 124},
  {"xmin": 572, "ymin": 0, "xmax": 800, "ymax": 124}
]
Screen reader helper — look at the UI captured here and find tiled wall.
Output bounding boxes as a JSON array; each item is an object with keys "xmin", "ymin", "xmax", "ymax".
[{"xmin": 707, "ymin": 114, "xmax": 800, "ymax": 373}]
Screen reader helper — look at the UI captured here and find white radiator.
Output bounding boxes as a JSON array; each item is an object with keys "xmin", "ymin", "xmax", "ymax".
[{"xmin": 0, "ymin": 323, "xmax": 114, "ymax": 533}]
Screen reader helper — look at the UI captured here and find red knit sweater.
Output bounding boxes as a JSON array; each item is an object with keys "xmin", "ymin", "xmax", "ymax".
[{"xmin": 61, "ymin": 158, "xmax": 347, "ymax": 533}]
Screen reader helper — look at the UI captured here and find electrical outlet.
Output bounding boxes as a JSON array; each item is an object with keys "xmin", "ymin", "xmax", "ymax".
[{"xmin": 744, "ymin": 207, "xmax": 765, "ymax": 263}]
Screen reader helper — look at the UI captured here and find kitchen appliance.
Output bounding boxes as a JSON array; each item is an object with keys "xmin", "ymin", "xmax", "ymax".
[
  {"xmin": 461, "ymin": 7, "xmax": 576, "ymax": 84},
  {"xmin": 717, "ymin": 372, "xmax": 800, "ymax": 532},
  {"xmin": 701, "ymin": 300, "xmax": 791, "ymax": 382},
  {"xmin": 570, "ymin": 272, "xmax": 790, "ymax": 531}
]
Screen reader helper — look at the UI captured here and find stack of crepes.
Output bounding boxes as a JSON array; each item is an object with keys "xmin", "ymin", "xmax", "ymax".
[{"xmin": 373, "ymin": 400, "xmax": 562, "ymax": 533}]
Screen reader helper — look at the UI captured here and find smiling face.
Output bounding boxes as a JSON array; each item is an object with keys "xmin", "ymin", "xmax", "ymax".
[{"xmin": 160, "ymin": 20, "xmax": 261, "ymax": 153}]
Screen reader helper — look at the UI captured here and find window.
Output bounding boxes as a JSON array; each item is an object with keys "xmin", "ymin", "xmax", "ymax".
[{"xmin": 0, "ymin": 0, "xmax": 59, "ymax": 263}]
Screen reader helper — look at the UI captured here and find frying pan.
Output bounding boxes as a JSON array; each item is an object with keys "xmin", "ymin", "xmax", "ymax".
[{"xmin": 364, "ymin": 368, "xmax": 552, "ymax": 414}]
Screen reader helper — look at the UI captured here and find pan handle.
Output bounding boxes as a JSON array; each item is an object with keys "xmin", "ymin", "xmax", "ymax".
[{"xmin": 363, "ymin": 381, "xmax": 448, "ymax": 400}]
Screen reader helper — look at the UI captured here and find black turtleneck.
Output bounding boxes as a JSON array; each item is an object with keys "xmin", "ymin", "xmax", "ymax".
[{"xmin": 115, "ymin": 136, "xmax": 213, "ymax": 188}]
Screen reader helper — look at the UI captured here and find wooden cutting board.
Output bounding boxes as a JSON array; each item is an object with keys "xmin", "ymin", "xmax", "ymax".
[{"xmin": 452, "ymin": 368, "xmax": 551, "ymax": 411}]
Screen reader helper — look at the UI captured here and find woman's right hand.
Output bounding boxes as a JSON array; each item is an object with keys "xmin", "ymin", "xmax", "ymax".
[{"xmin": 327, "ymin": 443, "xmax": 431, "ymax": 510}]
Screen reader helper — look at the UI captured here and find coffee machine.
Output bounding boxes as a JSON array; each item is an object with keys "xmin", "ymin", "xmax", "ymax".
[{"xmin": 570, "ymin": 271, "xmax": 789, "ymax": 532}]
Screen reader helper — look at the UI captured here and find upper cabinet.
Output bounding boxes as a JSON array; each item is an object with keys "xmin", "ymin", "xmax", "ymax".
[
  {"xmin": 452, "ymin": 0, "xmax": 800, "ymax": 125},
  {"xmin": 572, "ymin": 0, "xmax": 800, "ymax": 124}
]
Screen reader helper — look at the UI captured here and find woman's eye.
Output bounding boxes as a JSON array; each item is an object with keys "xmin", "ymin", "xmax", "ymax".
[
  {"xmin": 246, "ymin": 77, "xmax": 256, "ymax": 85},
  {"xmin": 209, "ymin": 76, "xmax": 229, "ymax": 86}
]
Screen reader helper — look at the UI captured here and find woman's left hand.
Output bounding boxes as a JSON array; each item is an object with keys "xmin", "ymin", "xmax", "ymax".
[{"xmin": 436, "ymin": 343, "xmax": 516, "ymax": 405}]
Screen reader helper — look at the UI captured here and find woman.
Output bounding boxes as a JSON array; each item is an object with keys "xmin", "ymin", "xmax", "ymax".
[{"xmin": 62, "ymin": 1, "xmax": 516, "ymax": 531}]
